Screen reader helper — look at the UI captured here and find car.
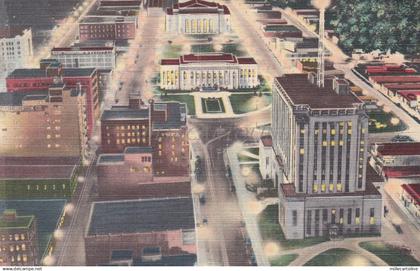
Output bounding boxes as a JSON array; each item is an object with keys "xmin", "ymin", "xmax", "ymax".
[
  {"xmin": 202, "ymin": 218, "xmax": 208, "ymax": 225},
  {"xmin": 199, "ymin": 193, "xmax": 206, "ymax": 204},
  {"xmin": 245, "ymin": 183, "xmax": 257, "ymax": 193},
  {"xmin": 391, "ymin": 135, "xmax": 414, "ymax": 142}
]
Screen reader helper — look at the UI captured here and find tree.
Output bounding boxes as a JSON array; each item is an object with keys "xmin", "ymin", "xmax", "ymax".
[{"xmin": 330, "ymin": 0, "xmax": 419, "ymax": 56}]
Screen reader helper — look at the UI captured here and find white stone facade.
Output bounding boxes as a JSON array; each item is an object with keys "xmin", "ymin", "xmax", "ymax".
[
  {"xmin": 160, "ymin": 53, "xmax": 259, "ymax": 91},
  {"xmin": 0, "ymin": 28, "xmax": 33, "ymax": 90},
  {"xmin": 165, "ymin": 0, "xmax": 231, "ymax": 34},
  {"xmin": 51, "ymin": 46, "xmax": 116, "ymax": 70},
  {"xmin": 261, "ymin": 74, "xmax": 382, "ymax": 239}
]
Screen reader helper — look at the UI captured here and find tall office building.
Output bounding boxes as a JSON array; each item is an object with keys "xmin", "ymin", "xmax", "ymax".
[{"xmin": 262, "ymin": 73, "xmax": 382, "ymax": 239}]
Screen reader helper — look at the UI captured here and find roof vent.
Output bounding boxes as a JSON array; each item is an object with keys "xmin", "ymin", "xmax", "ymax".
[{"xmin": 332, "ymin": 77, "xmax": 350, "ymax": 95}]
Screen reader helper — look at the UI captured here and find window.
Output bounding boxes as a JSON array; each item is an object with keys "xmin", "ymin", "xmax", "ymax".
[
  {"xmin": 182, "ymin": 229, "xmax": 195, "ymax": 245},
  {"xmin": 347, "ymin": 208, "xmax": 352, "ymax": 224},
  {"xmin": 370, "ymin": 208, "xmax": 375, "ymax": 224},
  {"xmin": 306, "ymin": 210, "xmax": 312, "ymax": 235},
  {"xmin": 355, "ymin": 208, "xmax": 361, "ymax": 224},
  {"xmin": 292, "ymin": 210, "xmax": 298, "ymax": 226},
  {"xmin": 339, "ymin": 209, "xmax": 344, "ymax": 224}
]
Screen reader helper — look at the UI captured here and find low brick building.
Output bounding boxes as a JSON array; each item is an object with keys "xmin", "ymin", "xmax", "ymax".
[
  {"xmin": 79, "ymin": 16, "xmax": 138, "ymax": 42},
  {"xmin": 97, "ymin": 147, "xmax": 191, "ymax": 199},
  {"xmin": 85, "ymin": 197, "xmax": 196, "ymax": 266},
  {"xmin": 101, "ymin": 96, "xmax": 189, "ymax": 177}
]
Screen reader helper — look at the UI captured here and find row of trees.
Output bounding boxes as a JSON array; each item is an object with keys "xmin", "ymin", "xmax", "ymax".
[
  {"xmin": 266, "ymin": 0, "xmax": 418, "ymax": 56},
  {"xmin": 329, "ymin": 0, "xmax": 419, "ymax": 56}
]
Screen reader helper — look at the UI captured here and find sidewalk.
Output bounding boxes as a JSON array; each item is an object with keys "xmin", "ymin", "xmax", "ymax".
[{"xmin": 226, "ymin": 146, "xmax": 270, "ymax": 266}]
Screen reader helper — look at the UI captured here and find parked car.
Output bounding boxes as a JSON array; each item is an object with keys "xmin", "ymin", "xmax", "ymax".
[
  {"xmin": 245, "ymin": 183, "xmax": 257, "ymax": 193},
  {"xmin": 391, "ymin": 135, "xmax": 414, "ymax": 142},
  {"xmin": 199, "ymin": 193, "xmax": 206, "ymax": 205}
]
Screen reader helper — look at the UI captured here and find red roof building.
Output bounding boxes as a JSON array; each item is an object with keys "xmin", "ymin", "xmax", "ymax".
[{"xmin": 401, "ymin": 183, "xmax": 420, "ymax": 218}]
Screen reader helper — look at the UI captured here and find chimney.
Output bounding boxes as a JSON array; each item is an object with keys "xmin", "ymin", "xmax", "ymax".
[
  {"xmin": 2, "ymin": 210, "xmax": 17, "ymax": 222},
  {"xmin": 332, "ymin": 77, "xmax": 350, "ymax": 95},
  {"xmin": 128, "ymin": 93, "xmax": 142, "ymax": 109},
  {"xmin": 308, "ymin": 72, "xmax": 316, "ymax": 85}
]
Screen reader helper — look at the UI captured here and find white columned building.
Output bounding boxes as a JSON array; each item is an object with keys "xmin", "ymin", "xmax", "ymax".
[
  {"xmin": 0, "ymin": 28, "xmax": 33, "ymax": 90},
  {"xmin": 260, "ymin": 73, "xmax": 383, "ymax": 239},
  {"xmin": 160, "ymin": 53, "xmax": 259, "ymax": 91},
  {"xmin": 165, "ymin": 0, "xmax": 231, "ymax": 34}
]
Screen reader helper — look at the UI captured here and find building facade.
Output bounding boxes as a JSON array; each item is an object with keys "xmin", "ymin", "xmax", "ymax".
[
  {"xmin": 79, "ymin": 16, "xmax": 138, "ymax": 42},
  {"xmin": 97, "ymin": 147, "xmax": 191, "ymax": 199},
  {"xmin": 165, "ymin": 0, "xmax": 231, "ymax": 34},
  {"xmin": 0, "ymin": 84, "xmax": 88, "ymax": 159},
  {"xmin": 85, "ymin": 197, "xmax": 196, "ymax": 266},
  {"xmin": 5, "ymin": 59, "xmax": 99, "ymax": 137},
  {"xmin": 0, "ymin": 156, "xmax": 80, "ymax": 199},
  {"xmin": 0, "ymin": 210, "xmax": 38, "ymax": 266},
  {"xmin": 0, "ymin": 28, "xmax": 33, "ymax": 90},
  {"xmin": 51, "ymin": 45, "xmax": 116, "ymax": 70},
  {"xmin": 160, "ymin": 53, "xmax": 259, "ymax": 91},
  {"xmin": 401, "ymin": 183, "xmax": 420, "ymax": 221},
  {"xmin": 264, "ymin": 73, "xmax": 382, "ymax": 239},
  {"xmin": 101, "ymin": 97, "xmax": 189, "ymax": 177}
]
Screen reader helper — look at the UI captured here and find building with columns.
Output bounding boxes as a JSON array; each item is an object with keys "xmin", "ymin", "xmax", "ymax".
[
  {"xmin": 260, "ymin": 73, "xmax": 382, "ymax": 239},
  {"xmin": 160, "ymin": 53, "xmax": 259, "ymax": 91},
  {"xmin": 165, "ymin": 0, "xmax": 231, "ymax": 34}
]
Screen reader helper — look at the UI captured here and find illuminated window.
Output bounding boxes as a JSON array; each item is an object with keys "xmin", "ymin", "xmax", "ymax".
[
  {"xmin": 121, "ymin": 139, "xmax": 125, "ymax": 144},
  {"xmin": 46, "ymin": 134, "xmax": 51, "ymax": 139},
  {"xmin": 127, "ymin": 139, "xmax": 131, "ymax": 144},
  {"xmin": 329, "ymin": 184, "xmax": 334, "ymax": 191},
  {"xmin": 370, "ymin": 217, "xmax": 376, "ymax": 225},
  {"xmin": 337, "ymin": 183, "xmax": 342, "ymax": 191},
  {"xmin": 14, "ymin": 234, "xmax": 19, "ymax": 241},
  {"xmin": 142, "ymin": 138, "xmax": 146, "ymax": 143},
  {"xmin": 313, "ymin": 184, "xmax": 318, "ymax": 192},
  {"xmin": 300, "ymin": 129, "xmax": 305, "ymax": 134},
  {"xmin": 116, "ymin": 139, "xmax": 120, "ymax": 144},
  {"xmin": 322, "ymin": 141, "xmax": 327, "ymax": 147},
  {"xmin": 355, "ymin": 217, "xmax": 360, "ymax": 224},
  {"xmin": 331, "ymin": 129, "xmax": 336, "ymax": 135},
  {"xmin": 22, "ymin": 255, "xmax": 27, "ymax": 262},
  {"xmin": 321, "ymin": 183, "xmax": 326, "ymax": 192},
  {"xmin": 348, "ymin": 129, "xmax": 352, "ymax": 135},
  {"xmin": 331, "ymin": 141, "xmax": 336, "ymax": 146},
  {"xmin": 158, "ymin": 151, "xmax": 162, "ymax": 156},
  {"xmin": 339, "ymin": 140, "xmax": 344, "ymax": 146}
]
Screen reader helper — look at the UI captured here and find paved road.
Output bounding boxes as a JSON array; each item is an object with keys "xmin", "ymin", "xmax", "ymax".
[
  {"xmin": 191, "ymin": 121, "xmax": 254, "ymax": 266},
  {"xmin": 114, "ymin": 13, "xmax": 164, "ymax": 105},
  {"xmin": 222, "ymin": 0, "xmax": 283, "ymax": 83}
]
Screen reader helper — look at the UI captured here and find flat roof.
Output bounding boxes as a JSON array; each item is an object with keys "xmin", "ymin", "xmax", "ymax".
[
  {"xmin": 97, "ymin": 154, "xmax": 125, "ymax": 164},
  {"xmin": 0, "ymin": 27, "xmax": 29, "ymax": 39},
  {"xmin": 383, "ymin": 166, "xmax": 420, "ymax": 178},
  {"xmin": 260, "ymin": 135, "xmax": 272, "ymax": 147},
  {"xmin": 81, "ymin": 16, "xmax": 135, "ymax": 24},
  {"xmin": 162, "ymin": 53, "xmax": 257, "ymax": 66},
  {"xmin": 0, "ymin": 209, "xmax": 35, "ymax": 230},
  {"xmin": 0, "ymin": 156, "xmax": 80, "ymax": 166},
  {"xmin": 134, "ymin": 254, "xmax": 197, "ymax": 266},
  {"xmin": 370, "ymin": 76, "xmax": 420, "ymax": 84},
  {"xmin": 101, "ymin": 108, "xmax": 149, "ymax": 120},
  {"xmin": 275, "ymin": 74, "xmax": 362, "ymax": 109},
  {"xmin": 376, "ymin": 142, "xmax": 420, "ymax": 156},
  {"xmin": 264, "ymin": 24, "xmax": 301, "ymax": 33},
  {"xmin": 87, "ymin": 197, "xmax": 195, "ymax": 236},
  {"xmin": 402, "ymin": 183, "xmax": 420, "ymax": 205},
  {"xmin": 0, "ymin": 165, "xmax": 76, "ymax": 180},
  {"xmin": 7, "ymin": 68, "xmax": 96, "ymax": 79},
  {"xmin": 125, "ymin": 146, "xmax": 153, "ymax": 154}
]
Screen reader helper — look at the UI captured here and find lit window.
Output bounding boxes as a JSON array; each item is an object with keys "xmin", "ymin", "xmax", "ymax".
[
  {"xmin": 339, "ymin": 218, "xmax": 344, "ymax": 224},
  {"xmin": 331, "ymin": 141, "xmax": 336, "ymax": 146},
  {"xmin": 313, "ymin": 184, "xmax": 318, "ymax": 192},
  {"xmin": 321, "ymin": 183, "xmax": 326, "ymax": 192},
  {"xmin": 339, "ymin": 140, "xmax": 344, "ymax": 146},
  {"xmin": 348, "ymin": 129, "xmax": 352, "ymax": 135},
  {"xmin": 337, "ymin": 183, "xmax": 342, "ymax": 191},
  {"xmin": 299, "ymin": 148, "xmax": 305, "ymax": 155},
  {"xmin": 22, "ymin": 255, "xmax": 27, "ymax": 262},
  {"xmin": 331, "ymin": 129, "xmax": 336, "ymax": 135},
  {"xmin": 370, "ymin": 217, "xmax": 376, "ymax": 225},
  {"xmin": 322, "ymin": 141, "xmax": 327, "ymax": 147}
]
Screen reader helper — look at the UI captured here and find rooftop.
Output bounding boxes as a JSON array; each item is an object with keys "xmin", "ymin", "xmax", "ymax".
[
  {"xmin": 153, "ymin": 102, "xmax": 187, "ymax": 130},
  {"xmin": 81, "ymin": 16, "xmax": 135, "ymax": 24},
  {"xmin": 101, "ymin": 108, "xmax": 149, "ymax": 121},
  {"xmin": 161, "ymin": 53, "xmax": 257, "ymax": 65},
  {"xmin": 97, "ymin": 154, "xmax": 125, "ymax": 164},
  {"xmin": 263, "ymin": 24, "xmax": 301, "ymax": 33},
  {"xmin": 87, "ymin": 197, "xmax": 195, "ymax": 236},
  {"xmin": 401, "ymin": 183, "xmax": 420, "ymax": 205},
  {"xmin": 134, "ymin": 254, "xmax": 197, "ymax": 266},
  {"xmin": 275, "ymin": 74, "xmax": 362, "ymax": 109},
  {"xmin": 0, "ymin": 156, "xmax": 80, "ymax": 166},
  {"xmin": 0, "ymin": 165, "xmax": 76, "ymax": 180},
  {"xmin": 0, "ymin": 211, "xmax": 34, "ymax": 229},
  {"xmin": 383, "ymin": 166, "xmax": 420, "ymax": 178},
  {"xmin": 370, "ymin": 75, "xmax": 420, "ymax": 84},
  {"xmin": 260, "ymin": 135, "xmax": 272, "ymax": 147},
  {"xmin": 7, "ymin": 68, "xmax": 96, "ymax": 79},
  {"xmin": 376, "ymin": 142, "xmax": 420, "ymax": 156},
  {"xmin": 125, "ymin": 146, "xmax": 153, "ymax": 154},
  {"xmin": 0, "ymin": 27, "xmax": 29, "ymax": 39}
]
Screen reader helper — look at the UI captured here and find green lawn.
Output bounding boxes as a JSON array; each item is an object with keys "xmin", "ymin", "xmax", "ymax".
[
  {"xmin": 304, "ymin": 248, "xmax": 376, "ymax": 266},
  {"xmin": 368, "ymin": 110, "xmax": 407, "ymax": 133},
  {"xmin": 191, "ymin": 43, "xmax": 214, "ymax": 53},
  {"xmin": 160, "ymin": 94, "xmax": 195, "ymax": 115},
  {"xmin": 229, "ymin": 93, "xmax": 272, "ymax": 114},
  {"xmin": 259, "ymin": 205, "xmax": 328, "ymax": 250},
  {"xmin": 360, "ymin": 241, "xmax": 419, "ymax": 266},
  {"xmin": 161, "ymin": 44, "xmax": 183, "ymax": 58},
  {"xmin": 201, "ymin": 97, "xmax": 225, "ymax": 113},
  {"xmin": 271, "ymin": 254, "xmax": 298, "ymax": 266}
]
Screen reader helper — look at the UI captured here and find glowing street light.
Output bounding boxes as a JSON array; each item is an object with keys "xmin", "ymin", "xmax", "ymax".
[{"xmin": 42, "ymin": 255, "xmax": 56, "ymax": 266}]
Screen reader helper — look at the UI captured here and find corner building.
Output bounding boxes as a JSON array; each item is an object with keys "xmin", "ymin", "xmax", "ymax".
[{"xmin": 266, "ymin": 73, "xmax": 382, "ymax": 239}]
